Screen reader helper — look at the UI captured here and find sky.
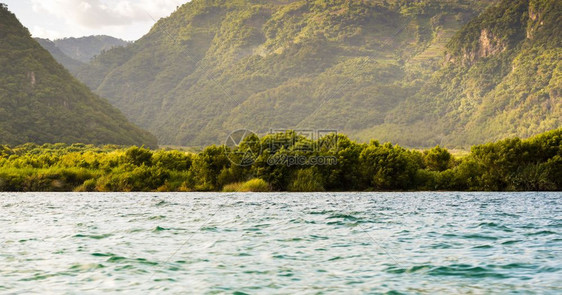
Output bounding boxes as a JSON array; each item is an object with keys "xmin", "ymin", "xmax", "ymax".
[{"xmin": 3, "ymin": 0, "xmax": 188, "ymax": 41}]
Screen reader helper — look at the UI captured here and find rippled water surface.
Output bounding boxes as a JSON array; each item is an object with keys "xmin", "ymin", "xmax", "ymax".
[{"xmin": 1, "ymin": 192, "xmax": 561, "ymax": 294}]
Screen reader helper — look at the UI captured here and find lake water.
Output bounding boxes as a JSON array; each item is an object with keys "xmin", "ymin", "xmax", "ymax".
[{"xmin": 1, "ymin": 192, "xmax": 561, "ymax": 294}]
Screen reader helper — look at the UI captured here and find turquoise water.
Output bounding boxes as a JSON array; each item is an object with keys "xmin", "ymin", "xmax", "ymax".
[{"xmin": 1, "ymin": 192, "xmax": 561, "ymax": 294}]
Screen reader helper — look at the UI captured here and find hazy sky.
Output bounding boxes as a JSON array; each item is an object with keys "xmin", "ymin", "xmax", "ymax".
[{"xmin": 3, "ymin": 0, "xmax": 187, "ymax": 41}]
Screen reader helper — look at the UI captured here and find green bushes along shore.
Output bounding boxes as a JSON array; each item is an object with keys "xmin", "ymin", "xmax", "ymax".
[{"xmin": 0, "ymin": 129, "xmax": 560, "ymax": 192}]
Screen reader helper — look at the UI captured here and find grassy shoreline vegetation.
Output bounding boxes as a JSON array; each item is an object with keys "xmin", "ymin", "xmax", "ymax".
[{"xmin": 0, "ymin": 129, "xmax": 560, "ymax": 192}]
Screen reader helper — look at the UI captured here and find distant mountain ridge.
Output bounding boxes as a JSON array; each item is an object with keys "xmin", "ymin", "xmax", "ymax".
[
  {"xmin": 35, "ymin": 35, "xmax": 129, "ymax": 75},
  {"xmin": 34, "ymin": 38, "xmax": 85, "ymax": 74},
  {"xmin": 0, "ymin": 5, "xmax": 157, "ymax": 147},
  {"xmin": 52, "ymin": 35, "xmax": 129, "ymax": 63}
]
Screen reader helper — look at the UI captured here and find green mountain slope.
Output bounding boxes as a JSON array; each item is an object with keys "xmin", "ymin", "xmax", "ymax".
[
  {"xmin": 369, "ymin": 0, "xmax": 561, "ymax": 147},
  {"xmin": 0, "ymin": 5, "xmax": 158, "ymax": 147},
  {"xmin": 35, "ymin": 38, "xmax": 85, "ymax": 74},
  {"xmin": 53, "ymin": 35, "xmax": 129, "ymax": 63},
  {"xmin": 78, "ymin": 0, "xmax": 497, "ymax": 146}
]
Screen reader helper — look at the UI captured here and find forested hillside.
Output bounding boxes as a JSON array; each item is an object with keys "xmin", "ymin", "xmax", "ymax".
[
  {"xmin": 0, "ymin": 5, "xmax": 158, "ymax": 147},
  {"xmin": 369, "ymin": 0, "xmax": 561, "ymax": 147},
  {"xmin": 77, "ymin": 0, "xmax": 501, "ymax": 147}
]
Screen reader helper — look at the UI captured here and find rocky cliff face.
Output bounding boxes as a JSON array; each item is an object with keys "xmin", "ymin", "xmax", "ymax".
[
  {"xmin": 381, "ymin": 0, "xmax": 561, "ymax": 147},
  {"xmin": 446, "ymin": 0, "xmax": 559, "ymax": 66}
]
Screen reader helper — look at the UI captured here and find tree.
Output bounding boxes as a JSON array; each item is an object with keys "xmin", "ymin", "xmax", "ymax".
[
  {"xmin": 317, "ymin": 134, "xmax": 364, "ymax": 191},
  {"xmin": 191, "ymin": 145, "xmax": 231, "ymax": 191},
  {"xmin": 423, "ymin": 145, "xmax": 452, "ymax": 172},
  {"xmin": 360, "ymin": 142, "xmax": 420, "ymax": 190}
]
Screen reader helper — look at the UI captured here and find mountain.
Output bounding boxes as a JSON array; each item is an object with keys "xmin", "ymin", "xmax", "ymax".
[
  {"xmin": 35, "ymin": 38, "xmax": 85, "ymax": 74},
  {"xmin": 35, "ymin": 36, "xmax": 128, "ymax": 75},
  {"xmin": 0, "ymin": 4, "xmax": 158, "ymax": 147},
  {"xmin": 77, "ymin": 0, "xmax": 559, "ymax": 148},
  {"xmin": 52, "ymin": 35, "xmax": 129, "ymax": 63},
  {"xmin": 367, "ymin": 0, "xmax": 561, "ymax": 147},
  {"xmin": 78, "ymin": 0, "xmax": 500, "ymax": 146}
]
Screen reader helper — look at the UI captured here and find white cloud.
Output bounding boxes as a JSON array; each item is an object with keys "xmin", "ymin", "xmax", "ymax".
[
  {"xmin": 31, "ymin": 0, "xmax": 185, "ymax": 29},
  {"xmin": 31, "ymin": 26, "xmax": 65, "ymax": 40}
]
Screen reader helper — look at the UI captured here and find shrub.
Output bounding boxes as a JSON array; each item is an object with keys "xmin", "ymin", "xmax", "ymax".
[
  {"xmin": 124, "ymin": 146, "xmax": 152, "ymax": 166},
  {"xmin": 75, "ymin": 178, "xmax": 97, "ymax": 192},
  {"xmin": 288, "ymin": 169, "xmax": 325, "ymax": 192},
  {"xmin": 223, "ymin": 178, "xmax": 270, "ymax": 192}
]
